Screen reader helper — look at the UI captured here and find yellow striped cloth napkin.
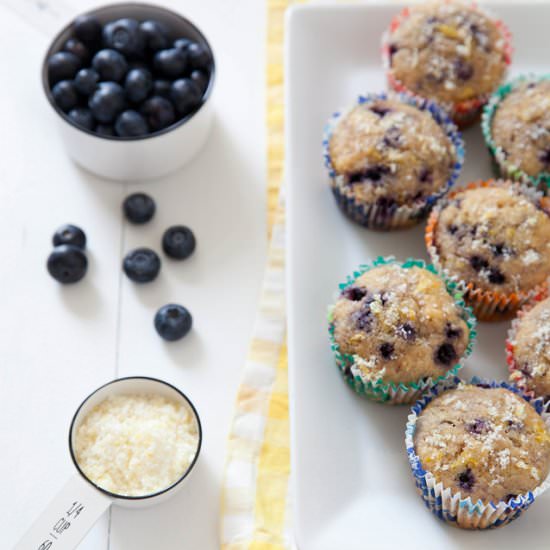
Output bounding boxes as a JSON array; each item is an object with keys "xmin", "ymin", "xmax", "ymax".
[{"xmin": 220, "ymin": 0, "xmax": 293, "ymax": 546}]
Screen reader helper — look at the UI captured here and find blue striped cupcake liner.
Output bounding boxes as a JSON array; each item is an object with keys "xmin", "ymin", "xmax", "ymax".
[
  {"xmin": 406, "ymin": 377, "xmax": 550, "ymax": 529},
  {"xmin": 328, "ymin": 256, "xmax": 476, "ymax": 404},
  {"xmin": 481, "ymin": 74, "xmax": 550, "ymax": 194},
  {"xmin": 323, "ymin": 91, "xmax": 465, "ymax": 230}
]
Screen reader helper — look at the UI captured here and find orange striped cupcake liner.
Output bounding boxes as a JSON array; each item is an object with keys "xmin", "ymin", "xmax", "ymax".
[{"xmin": 425, "ymin": 179, "xmax": 550, "ymax": 322}]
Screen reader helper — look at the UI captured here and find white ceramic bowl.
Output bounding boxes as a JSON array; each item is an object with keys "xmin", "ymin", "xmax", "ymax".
[
  {"xmin": 68, "ymin": 376, "xmax": 202, "ymax": 508},
  {"xmin": 42, "ymin": 3, "xmax": 215, "ymax": 181}
]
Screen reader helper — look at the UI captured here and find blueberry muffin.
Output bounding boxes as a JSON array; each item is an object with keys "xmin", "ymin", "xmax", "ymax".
[
  {"xmin": 325, "ymin": 93, "xmax": 462, "ymax": 230},
  {"xmin": 509, "ymin": 296, "xmax": 550, "ymax": 400},
  {"xmin": 385, "ymin": 2, "xmax": 511, "ymax": 126},
  {"xmin": 484, "ymin": 77, "xmax": 550, "ymax": 188},
  {"xmin": 330, "ymin": 260, "xmax": 473, "ymax": 403},
  {"xmin": 426, "ymin": 181, "xmax": 550, "ymax": 319},
  {"xmin": 414, "ymin": 384, "xmax": 550, "ymax": 512}
]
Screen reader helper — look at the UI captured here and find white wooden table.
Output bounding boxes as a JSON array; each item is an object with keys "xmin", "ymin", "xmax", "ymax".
[{"xmin": 0, "ymin": 0, "xmax": 266, "ymax": 548}]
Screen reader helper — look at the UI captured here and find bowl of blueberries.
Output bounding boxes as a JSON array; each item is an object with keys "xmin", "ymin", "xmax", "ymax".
[{"xmin": 42, "ymin": 3, "xmax": 215, "ymax": 181}]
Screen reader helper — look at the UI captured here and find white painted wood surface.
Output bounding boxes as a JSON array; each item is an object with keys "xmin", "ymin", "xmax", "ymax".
[{"xmin": 0, "ymin": 1, "xmax": 266, "ymax": 548}]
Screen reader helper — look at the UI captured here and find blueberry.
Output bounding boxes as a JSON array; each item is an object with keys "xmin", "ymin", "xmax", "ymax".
[
  {"xmin": 124, "ymin": 68, "xmax": 153, "ymax": 103},
  {"xmin": 469, "ymin": 255, "xmax": 488, "ymax": 272},
  {"xmin": 89, "ymin": 82, "xmax": 126, "ymax": 123},
  {"xmin": 388, "ymin": 43, "xmax": 399, "ymax": 60},
  {"xmin": 505, "ymin": 494, "xmax": 518, "ymax": 503},
  {"xmin": 447, "ymin": 224, "xmax": 458, "ymax": 235},
  {"xmin": 63, "ymin": 38, "xmax": 89, "ymax": 63},
  {"xmin": 341, "ymin": 286, "xmax": 367, "ymax": 301},
  {"xmin": 123, "ymin": 192, "xmax": 156, "ymax": 224},
  {"xmin": 435, "ymin": 343, "xmax": 457, "ymax": 366},
  {"xmin": 348, "ymin": 165, "xmax": 390, "ymax": 184},
  {"xmin": 47, "ymin": 245, "xmax": 88, "ymax": 284},
  {"xmin": 538, "ymin": 149, "xmax": 550, "ymax": 165},
  {"xmin": 73, "ymin": 14, "xmax": 102, "ymax": 46},
  {"xmin": 52, "ymin": 224, "xmax": 86, "ymax": 249},
  {"xmin": 48, "ymin": 51, "xmax": 81, "ymax": 85},
  {"xmin": 154, "ymin": 48, "xmax": 188, "ymax": 78},
  {"xmin": 488, "ymin": 268, "xmax": 505, "ymax": 285},
  {"xmin": 352, "ymin": 301, "xmax": 374, "ymax": 331},
  {"xmin": 52, "ymin": 80, "xmax": 78, "ymax": 112},
  {"xmin": 190, "ymin": 70, "xmax": 209, "ymax": 94},
  {"xmin": 74, "ymin": 68, "xmax": 99, "ymax": 96},
  {"xmin": 103, "ymin": 18, "xmax": 145, "ymax": 58},
  {"xmin": 187, "ymin": 42, "xmax": 211, "ymax": 70},
  {"xmin": 382, "ymin": 126, "xmax": 401, "ymax": 148},
  {"xmin": 140, "ymin": 96, "xmax": 176, "ymax": 132},
  {"xmin": 170, "ymin": 78, "xmax": 202, "ymax": 115},
  {"xmin": 490, "ymin": 242, "xmax": 506, "ymax": 257},
  {"xmin": 154, "ymin": 304, "xmax": 192, "ymax": 341},
  {"xmin": 68, "ymin": 107, "xmax": 95, "ymax": 131},
  {"xmin": 370, "ymin": 105, "xmax": 391, "ymax": 117},
  {"xmin": 92, "ymin": 49, "xmax": 128, "ymax": 82},
  {"xmin": 96, "ymin": 124, "xmax": 115, "ymax": 137},
  {"xmin": 456, "ymin": 468, "xmax": 475, "ymax": 491},
  {"xmin": 162, "ymin": 225, "xmax": 196, "ymax": 260},
  {"xmin": 152, "ymin": 79, "xmax": 172, "ymax": 99},
  {"xmin": 419, "ymin": 167, "xmax": 433, "ymax": 184},
  {"xmin": 506, "ymin": 419, "xmax": 524, "ymax": 431},
  {"xmin": 397, "ymin": 322, "xmax": 416, "ymax": 341},
  {"xmin": 455, "ymin": 59, "xmax": 474, "ymax": 81},
  {"xmin": 115, "ymin": 110, "xmax": 149, "ymax": 137},
  {"xmin": 123, "ymin": 248, "xmax": 161, "ymax": 283},
  {"xmin": 445, "ymin": 323, "xmax": 462, "ymax": 339},
  {"xmin": 466, "ymin": 418, "xmax": 489, "ymax": 435},
  {"xmin": 140, "ymin": 20, "xmax": 169, "ymax": 51},
  {"xmin": 174, "ymin": 38, "xmax": 192, "ymax": 52},
  {"xmin": 519, "ymin": 364, "xmax": 533, "ymax": 379},
  {"xmin": 379, "ymin": 342, "xmax": 395, "ymax": 359}
]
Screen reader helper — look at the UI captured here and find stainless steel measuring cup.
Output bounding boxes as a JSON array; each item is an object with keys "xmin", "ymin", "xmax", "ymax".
[{"xmin": 15, "ymin": 376, "xmax": 202, "ymax": 550}]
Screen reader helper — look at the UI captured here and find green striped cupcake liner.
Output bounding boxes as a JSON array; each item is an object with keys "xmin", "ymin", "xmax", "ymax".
[
  {"xmin": 481, "ymin": 74, "xmax": 550, "ymax": 193},
  {"xmin": 327, "ymin": 256, "xmax": 477, "ymax": 404}
]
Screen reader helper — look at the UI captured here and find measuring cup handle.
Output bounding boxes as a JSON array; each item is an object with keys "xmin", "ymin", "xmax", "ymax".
[{"xmin": 14, "ymin": 474, "xmax": 112, "ymax": 550}]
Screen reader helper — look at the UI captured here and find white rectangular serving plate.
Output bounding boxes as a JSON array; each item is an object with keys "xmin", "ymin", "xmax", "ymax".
[{"xmin": 285, "ymin": 2, "xmax": 550, "ymax": 549}]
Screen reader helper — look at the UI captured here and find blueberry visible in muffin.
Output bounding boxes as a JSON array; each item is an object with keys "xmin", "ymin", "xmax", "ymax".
[
  {"xmin": 414, "ymin": 384, "xmax": 550, "ymax": 504},
  {"xmin": 332, "ymin": 263, "xmax": 469, "ymax": 386},
  {"xmin": 387, "ymin": 2, "xmax": 508, "ymax": 105},
  {"xmin": 432, "ymin": 183, "xmax": 550, "ymax": 294}
]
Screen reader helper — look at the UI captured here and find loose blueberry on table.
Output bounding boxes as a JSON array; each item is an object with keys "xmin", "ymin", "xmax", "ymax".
[
  {"xmin": 154, "ymin": 304, "xmax": 193, "ymax": 341},
  {"xmin": 47, "ymin": 14, "xmax": 212, "ymax": 137},
  {"xmin": 52, "ymin": 224, "xmax": 87, "ymax": 249},
  {"xmin": 123, "ymin": 247, "xmax": 161, "ymax": 283},
  {"xmin": 47, "ymin": 244, "xmax": 88, "ymax": 284},
  {"xmin": 162, "ymin": 225, "xmax": 196, "ymax": 260},
  {"xmin": 123, "ymin": 192, "xmax": 156, "ymax": 224}
]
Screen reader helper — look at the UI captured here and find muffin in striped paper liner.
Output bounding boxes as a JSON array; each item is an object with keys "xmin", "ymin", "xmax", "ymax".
[
  {"xmin": 406, "ymin": 377, "xmax": 550, "ymax": 529},
  {"xmin": 481, "ymin": 74, "xmax": 550, "ymax": 193},
  {"xmin": 382, "ymin": 1, "xmax": 512, "ymax": 128},
  {"xmin": 328, "ymin": 257, "xmax": 476, "ymax": 404},
  {"xmin": 323, "ymin": 91, "xmax": 464, "ymax": 230},
  {"xmin": 425, "ymin": 179, "xmax": 550, "ymax": 322},
  {"xmin": 506, "ymin": 290, "xmax": 550, "ymax": 401}
]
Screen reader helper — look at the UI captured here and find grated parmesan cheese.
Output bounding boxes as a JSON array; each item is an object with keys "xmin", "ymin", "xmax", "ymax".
[{"xmin": 75, "ymin": 394, "xmax": 199, "ymax": 497}]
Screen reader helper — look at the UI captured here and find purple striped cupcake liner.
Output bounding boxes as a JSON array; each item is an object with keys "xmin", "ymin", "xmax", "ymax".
[
  {"xmin": 323, "ymin": 91, "xmax": 465, "ymax": 230},
  {"xmin": 406, "ymin": 377, "xmax": 550, "ymax": 529}
]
